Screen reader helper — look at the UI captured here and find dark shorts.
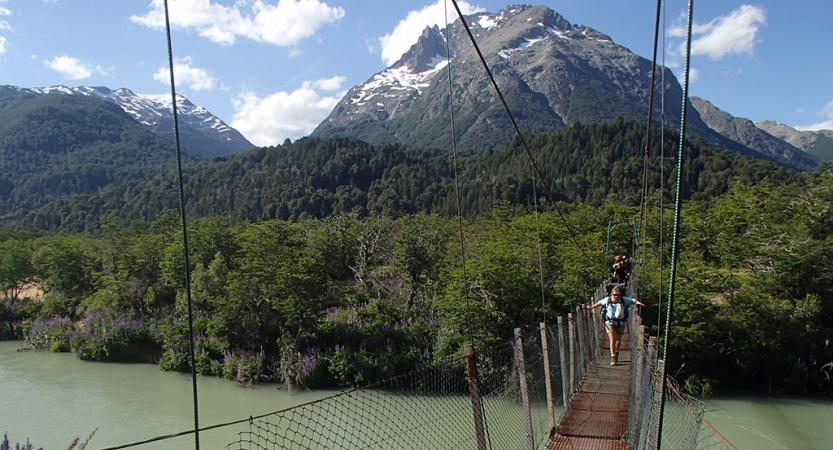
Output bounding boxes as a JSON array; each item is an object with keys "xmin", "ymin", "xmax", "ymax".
[{"xmin": 605, "ymin": 322, "xmax": 626, "ymax": 335}]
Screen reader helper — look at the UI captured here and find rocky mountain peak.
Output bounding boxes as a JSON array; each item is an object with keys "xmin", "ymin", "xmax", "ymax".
[
  {"xmin": 395, "ymin": 25, "xmax": 449, "ymax": 75},
  {"xmin": 312, "ymin": 4, "xmax": 686, "ymax": 151}
]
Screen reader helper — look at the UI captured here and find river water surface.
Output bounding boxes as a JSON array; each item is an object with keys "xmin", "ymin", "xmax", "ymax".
[
  {"xmin": 2, "ymin": 340, "xmax": 832, "ymax": 449},
  {"xmin": 0, "ymin": 341, "xmax": 333, "ymax": 449}
]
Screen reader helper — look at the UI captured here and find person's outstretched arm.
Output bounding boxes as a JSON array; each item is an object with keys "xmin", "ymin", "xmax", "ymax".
[{"xmin": 587, "ymin": 298, "xmax": 607, "ymax": 309}]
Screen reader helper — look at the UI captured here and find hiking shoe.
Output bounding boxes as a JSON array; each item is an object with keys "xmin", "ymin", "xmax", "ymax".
[{"xmin": 610, "ymin": 356, "xmax": 616, "ymax": 366}]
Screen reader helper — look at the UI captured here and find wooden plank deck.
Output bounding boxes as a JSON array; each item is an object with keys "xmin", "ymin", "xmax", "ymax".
[{"xmin": 547, "ymin": 334, "xmax": 631, "ymax": 450}]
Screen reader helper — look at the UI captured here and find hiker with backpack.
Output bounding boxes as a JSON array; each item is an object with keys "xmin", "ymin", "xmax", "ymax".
[
  {"xmin": 587, "ymin": 285, "xmax": 644, "ymax": 366},
  {"xmin": 612, "ymin": 254, "xmax": 631, "ymax": 287}
]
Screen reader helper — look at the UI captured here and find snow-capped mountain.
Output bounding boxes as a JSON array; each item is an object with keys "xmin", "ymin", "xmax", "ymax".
[
  {"xmin": 312, "ymin": 4, "xmax": 814, "ymax": 169},
  {"xmin": 313, "ymin": 4, "xmax": 692, "ymax": 151},
  {"xmin": 24, "ymin": 85, "xmax": 254, "ymax": 158}
]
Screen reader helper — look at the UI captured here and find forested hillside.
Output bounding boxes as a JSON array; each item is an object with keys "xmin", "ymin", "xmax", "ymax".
[
  {"xmin": 0, "ymin": 89, "xmax": 200, "ymax": 218},
  {"xmin": 1, "ymin": 165, "xmax": 831, "ymax": 395},
  {"xmin": 9, "ymin": 119, "xmax": 799, "ymax": 232}
]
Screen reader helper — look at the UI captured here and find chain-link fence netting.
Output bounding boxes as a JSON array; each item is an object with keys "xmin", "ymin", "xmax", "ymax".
[
  {"xmin": 226, "ymin": 320, "xmax": 586, "ymax": 450},
  {"xmin": 627, "ymin": 320, "xmax": 737, "ymax": 450}
]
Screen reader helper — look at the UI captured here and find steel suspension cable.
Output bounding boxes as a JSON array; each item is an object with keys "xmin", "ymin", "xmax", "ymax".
[
  {"xmin": 637, "ymin": 0, "xmax": 665, "ymax": 273},
  {"xmin": 163, "ymin": 2, "xmax": 200, "ymax": 449},
  {"xmin": 657, "ymin": 0, "xmax": 694, "ymax": 446},
  {"xmin": 449, "ymin": 0, "xmax": 592, "ymax": 265}
]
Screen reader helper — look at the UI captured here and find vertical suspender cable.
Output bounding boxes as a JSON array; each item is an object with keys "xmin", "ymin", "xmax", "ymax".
[
  {"xmin": 657, "ymin": 0, "xmax": 667, "ymax": 358},
  {"xmin": 657, "ymin": 0, "xmax": 694, "ymax": 447},
  {"xmin": 162, "ymin": 2, "xmax": 200, "ymax": 449},
  {"xmin": 442, "ymin": 0, "xmax": 475, "ymax": 354},
  {"xmin": 532, "ymin": 173, "xmax": 547, "ymax": 323},
  {"xmin": 443, "ymin": 3, "xmax": 494, "ymax": 448}
]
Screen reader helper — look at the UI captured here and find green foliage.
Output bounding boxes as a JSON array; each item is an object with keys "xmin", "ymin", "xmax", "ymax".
[
  {"xmin": 0, "ymin": 239, "xmax": 36, "ymax": 301},
  {"xmin": 0, "ymin": 91, "xmax": 200, "ymax": 221},
  {"xmin": 2, "ymin": 154, "xmax": 830, "ymax": 395},
  {"xmin": 635, "ymin": 168, "xmax": 833, "ymax": 394}
]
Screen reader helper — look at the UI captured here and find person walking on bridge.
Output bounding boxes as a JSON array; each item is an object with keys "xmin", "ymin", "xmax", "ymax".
[{"xmin": 587, "ymin": 285, "xmax": 644, "ymax": 366}]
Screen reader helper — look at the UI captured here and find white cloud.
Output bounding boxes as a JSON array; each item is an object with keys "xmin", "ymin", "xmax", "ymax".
[
  {"xmin": 796, "ymin": 100, "xmax": 833, "ymax": 131},
  {"xmin": 379, "ymin": 0, "xmax": 484, "ymax": 66},
  {"xmin": 131, "ymin": 0, "xmax": 344, "ymax": 47},
  {"xmin": 0, "ymin": 4, "xmax": 10, "ymax": 55},
  {"xmin": 670, "ymin": 5, "xmax": 766, "ymax": 60},
  {"xmin": 687, "ymin": 68, "xmax": 699, "ymax": 83},
  {"xmin": 230, "ymin": 78, "xmax": 345, "ymax": 146},
  {"xmin": 153, "ymin": 56, "xmax": 219, "ymax": 91},
  {"xmin": 45, "ymin": 55, "xmax": 93, "ymax": 79},
  {"xmin": 303, "ymin": 75, "xmax": 345, "ymax": 91}
]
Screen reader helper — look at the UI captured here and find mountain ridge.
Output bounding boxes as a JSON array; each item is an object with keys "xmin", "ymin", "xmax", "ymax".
[
  {"xmin": 690, "ymin": 97, "xmax": 819, "ymax": 169},
  {"xmin": 755, "ymin": 120, "xmax": 833, "ymax": 162},
  {"xmin": 6, "ymin": 84, "xmax": 254, "ymax": 158}
]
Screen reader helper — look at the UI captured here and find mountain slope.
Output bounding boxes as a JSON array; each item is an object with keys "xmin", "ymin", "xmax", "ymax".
[
  {"xmin": 13, "ymin": 85, "xmax": 255, "ymax": 158},
  {"xmin": 12, "ymin": 120, "xmax": 801, "ymax": 232},
  {"xmin": 691, "ymin": 97, "xmax": 818, "ymax": 169},
  {"xmin": 312, "ymin": 5, "xmax": 815, "ymax": 170},
  {"xmin": 755, "ymin": 120, "xmax": 833, "ymax": 162},
  {"xmin": 0, "ymin": 87, "xmax": 200, "ymax": 217}
]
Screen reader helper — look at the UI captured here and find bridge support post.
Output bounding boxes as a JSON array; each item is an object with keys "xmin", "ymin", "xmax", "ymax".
[
  {"xmin": 540, "ymin": 322, "xmax": 556, "ymax": 432},
  {"xmin": 588, "ymin": 297, "xmax": 598, "ymax": 360},
  {"xmin": 568, "ymin": 313, "xmax": 577, "ymax": 392},
  {"xmin": 574, "ymin": 307, "xmax": 584, "ymax": 376},
  {"xmin": 579, "ymin": 305, "xmax": 592, "ymax": 374},
  {"xmin": 464, "ymin": 344, "xmax": 487, "ymax": 450},
  {"xmin": 557, "ymin": 316, "xmax": 570, "ymax": 407},
  {"xmin": 630, "ymin": 324, "xmax": 647, "ymax": 443},
  {"xmin": 514, "ymin": 328, "xmax": 535, "ymax": 450}
]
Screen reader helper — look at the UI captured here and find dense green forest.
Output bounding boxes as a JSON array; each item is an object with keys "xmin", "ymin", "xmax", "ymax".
[
  {"xmin": 5, "ymin": 120, "xmax": 798, "ymax": 233},
  {"xmin": 1, "ymin": 165, "xmax": 832, "ymax": 394},
  {"xmin": 0, "ymin": 91, "xmax": 200, "ymax": 218}
]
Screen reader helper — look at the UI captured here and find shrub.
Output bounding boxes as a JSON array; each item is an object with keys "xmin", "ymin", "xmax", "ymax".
[{"xmin": 26, "ymin": 316, "xmax": 74, "ymax": 350}]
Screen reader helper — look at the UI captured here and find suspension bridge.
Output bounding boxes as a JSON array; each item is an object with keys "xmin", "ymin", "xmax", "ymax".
[
  {"xmin": 221, "ymin": 283, "xmax": 735, "ymax": 450},
  {"xmin": 105, "ymin": 0, "xmax": 736, "ymax": 447}
]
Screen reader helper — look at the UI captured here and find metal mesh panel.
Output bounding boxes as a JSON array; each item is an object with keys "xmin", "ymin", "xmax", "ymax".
[
  {"xmin": 654, "ymin": 381, "xmax": 738, "ymax": 450},
  {"xmin": 226, "ymin": 325, "xmax": 573, "ymax": 450},
  {"xmin": 227, "ymin": 357, "xmax": 474, "ymax": 449},
  {"xmin": 627, "ymin": 324, "xmax": 737, "ymax": 450}
]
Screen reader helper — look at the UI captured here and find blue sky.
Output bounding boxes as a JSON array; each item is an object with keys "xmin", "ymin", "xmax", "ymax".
[{"xmin": 1, "ymin": 0, "xmax": 831, "ymax": 147}]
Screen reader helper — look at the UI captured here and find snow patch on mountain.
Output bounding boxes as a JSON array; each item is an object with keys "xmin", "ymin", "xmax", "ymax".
[
  {"xmin": 499, "ymin": 36, "xmax": 546, "ymax": 58},
  {"xmin": 351, "ymin": 55, "xmax": 449, "ymax": 104}
]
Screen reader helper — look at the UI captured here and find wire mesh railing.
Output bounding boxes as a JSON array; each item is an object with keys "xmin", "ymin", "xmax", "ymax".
[
  {"xmin": 225, "ymin": 316, "xmax": 598, "ymax": 450},
  {"xmin": 627, "ymin": 313, "xmax": 737, "ymax": 450}
]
